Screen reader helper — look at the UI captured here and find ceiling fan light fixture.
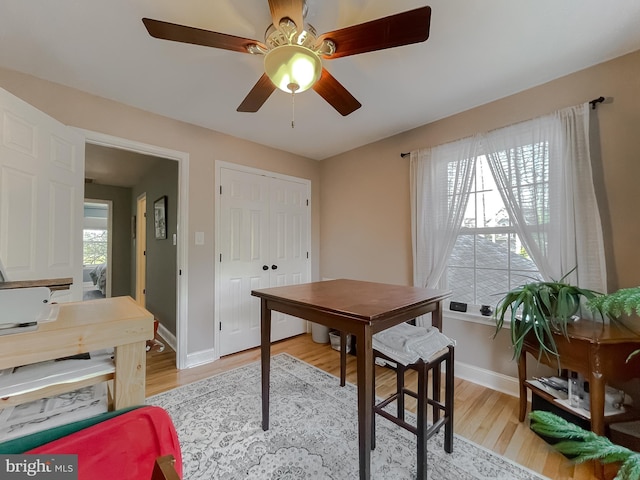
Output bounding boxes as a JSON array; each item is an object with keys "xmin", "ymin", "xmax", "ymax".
[
  {"xmin": 144, "ymin": 4, "xmax": 431, "ymax": 116},
  {"xmin": 264, "ymin": 44, "xmax": 321, "ymax": 93}
]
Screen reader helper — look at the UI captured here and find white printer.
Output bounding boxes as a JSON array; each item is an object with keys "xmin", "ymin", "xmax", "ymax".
[{"xmin": 0, "ymin": 258, "xmax": 59, "ymax": 335}]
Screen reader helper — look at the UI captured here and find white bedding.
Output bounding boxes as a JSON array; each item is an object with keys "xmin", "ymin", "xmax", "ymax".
[{"xmin": 89, "ymin": 263, "xmax": 107, "ymax": 295}]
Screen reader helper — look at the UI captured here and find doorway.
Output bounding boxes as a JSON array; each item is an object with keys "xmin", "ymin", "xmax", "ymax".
[
  {"xmin": 80, "ymin": 129, "xmax": 189, "ymax": 369},
  {"xmin": 82, "ymin": 199, "xmax": 112, "ymax": 300}
]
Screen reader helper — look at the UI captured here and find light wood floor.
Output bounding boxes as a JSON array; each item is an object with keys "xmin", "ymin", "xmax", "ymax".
[{"xmin": 146, "ymin": 333, "xmax": 611, "ymax": 480}]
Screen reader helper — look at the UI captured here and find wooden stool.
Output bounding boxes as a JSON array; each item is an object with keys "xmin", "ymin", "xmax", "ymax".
[{"xmin": 372, "ymin": 344, "xmax": 454, "ymax": 480}]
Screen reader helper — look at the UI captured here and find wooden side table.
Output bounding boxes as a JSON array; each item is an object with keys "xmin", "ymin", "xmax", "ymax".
[{"xmin": 518, "ymin": 318, "xmax": 640, "ymax": 436}]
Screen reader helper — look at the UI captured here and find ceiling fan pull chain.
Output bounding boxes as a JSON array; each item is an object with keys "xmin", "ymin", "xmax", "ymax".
[{"xmin": 289, "ymin": 85, "xmax": 299, "ymax": 129}]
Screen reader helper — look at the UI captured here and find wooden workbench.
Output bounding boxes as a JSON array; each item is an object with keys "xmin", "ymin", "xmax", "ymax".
[{"xmin": 0, "ymin": 296, "xmax": 154, "ymax": 410}]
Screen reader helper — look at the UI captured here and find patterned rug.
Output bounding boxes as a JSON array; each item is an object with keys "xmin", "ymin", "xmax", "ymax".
[{"xmin": 147, "ymin": 354, "xmax": 548, "ymax": 480}]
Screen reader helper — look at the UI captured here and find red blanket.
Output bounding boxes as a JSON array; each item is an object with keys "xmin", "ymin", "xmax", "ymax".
[{"xmin": 28, "ymin": 406, "xmax": 182, "ymax": 479}]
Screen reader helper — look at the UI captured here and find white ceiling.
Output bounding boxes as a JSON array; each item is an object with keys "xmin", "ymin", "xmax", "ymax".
[{"xmin": 2, "ymin": 0, "xmax": 640, "ymax": 160}]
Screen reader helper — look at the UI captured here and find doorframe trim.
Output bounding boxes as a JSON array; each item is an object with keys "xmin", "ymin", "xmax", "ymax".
[
  {"xmin": 135, "ymin": 192, "xmax": 146, "ymax": 307},
  {"xmin": 77, "ymin": 129, "xmax": 190, "ymax": 369},
  {"xmin": 214, "ymin": 160, "xmax": 312, "ymax": 360}
]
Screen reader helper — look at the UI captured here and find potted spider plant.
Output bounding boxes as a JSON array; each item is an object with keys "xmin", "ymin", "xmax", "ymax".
[{"xmin": 493, "ymin": 273, "xmax": 602, "ymax": 360}]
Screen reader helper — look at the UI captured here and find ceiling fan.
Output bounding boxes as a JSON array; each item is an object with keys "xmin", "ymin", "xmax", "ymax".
[{"xmin": 143, "ymin": 1, "xmax": 431, "ymax": 117}]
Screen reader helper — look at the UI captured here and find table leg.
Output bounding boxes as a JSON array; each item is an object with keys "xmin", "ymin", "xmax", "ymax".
[
  {"xmin": 261, "ymin": 299, "xmax": 272, "ymax": 431},
  {"xmin": 517, "ymin": 351, "xmax": 528, "ymax": 422},
  {"xmin": 430, "ymin": 299, "xmax": 445, "ymax": 423},
  {"xmin": 113, "ymin": 341, "xmax": 146, "ymax": 409},
  {"xmin": 589, "ymin": 371, "xmax": 605, "ymax": 436},
  {"xmin": 590, "ymin": 369, "xmax": 607, "ymax": 480},
  {"xmin": 356, "ymin": 327, "xmax": 373, "ymax": 480},
  {"xmin": 431, "ymin": 301, "xmax": 443, "ymax": 331},
  {"xmin": 340, "ymin": 331, "xmax": 347, "ymax": 387}
]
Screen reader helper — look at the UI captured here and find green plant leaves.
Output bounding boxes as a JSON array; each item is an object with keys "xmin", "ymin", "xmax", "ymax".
[
  {"xmin": 493, "ymin": 279, "xmax": 600, "ymax": 359},
  {"xmin": 587, "ymin": 287, "xmax": 640, "ymax": 319},
  {"xmin": 529, "ymin": 411, "xmax": 640, "ymax": 480}
]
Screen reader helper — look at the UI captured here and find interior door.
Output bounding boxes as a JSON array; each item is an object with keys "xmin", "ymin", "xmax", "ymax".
[
  {"xmin": 269, "ymin": 176, "xmax": 308, "ymax": 341},
  {"xmin": 218, "ymin": 168, "xmax": 270, "ymax": 355},
  {"xmin": 218, "ymin": 167, "xmax": 310, "ymax": 355},
  {"xmin": 0, "ymin": 87, "xmax": 84, "ymax": 301}
]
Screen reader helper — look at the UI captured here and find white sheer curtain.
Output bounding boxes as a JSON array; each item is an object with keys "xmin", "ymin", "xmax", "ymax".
[
  {"xmin": 410, "ymin": 103, "xmax": 607, "ymax": 325},
  {"xmin": 410, "ymin": 136, "xmax": 479, "ymax": 293},
  {"xmin": 558, "ymin": 104, "xmax": 607, "ymax": 292},
  {"xmin": 483, "ymin": 103, "xmax": 606, "ymax": 292}
]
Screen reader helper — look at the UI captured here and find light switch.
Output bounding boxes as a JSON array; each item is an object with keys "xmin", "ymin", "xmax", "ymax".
[
  {"xmin": 195, "ymin": 231, "xmax": 205, "ymax": 245},
  {"xmin": 173, "ymin": 233, "xmax": 177, "ymax": 246}
]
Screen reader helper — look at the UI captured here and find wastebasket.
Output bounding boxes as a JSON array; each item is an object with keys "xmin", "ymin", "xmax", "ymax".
[
  {"xmin": 311, "ymin": 323, "xmax": 330, "ymax": 343},
  {"xmin": 328, "ymin": 330, "xmax": 351, "ymax": 353}
]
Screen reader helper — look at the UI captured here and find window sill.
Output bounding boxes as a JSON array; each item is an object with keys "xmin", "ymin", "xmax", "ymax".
[{"xmin": 444, "ymin": 308, "xmax": 500, "ymax": 327}]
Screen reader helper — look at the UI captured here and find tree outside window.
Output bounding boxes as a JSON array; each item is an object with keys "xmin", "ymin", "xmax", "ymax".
[{"xmin": 83, "ymin": 229, "xmax": 108, "ymax": 265}]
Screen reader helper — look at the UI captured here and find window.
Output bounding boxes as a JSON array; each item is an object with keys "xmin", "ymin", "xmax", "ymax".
[
  {"xmin": 83, "ymin": 201, "xmax": 109, "ymax": 266},
  {"xmin": 411, "ymin": 104, "xmax": 606, "ymax": 324},
  {"xmin": 445, "ymin": 155, "xmax": 542, "ymax": 307},
  {"xmin": 83, "ymin": 229, "xmax": 108, "ymax": 265}
]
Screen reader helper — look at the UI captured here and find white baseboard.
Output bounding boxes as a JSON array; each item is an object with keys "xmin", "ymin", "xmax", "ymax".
[
  {"xmin": 185, "ymin": 349, "xmax": 217, "ymax": 368},
  {"xmin": 455, "ymin": 360, "xmax": 520, "ymax": 398},
  {"xmin": 156, "ymin": 320, "xmax": 520, "ymax": 391},
  {"xmin": 156, "ymin": 322, "xmax": 215, "ymax": 368},
  {"xmin": 157, "ymin": 323, "xmax": 177, "ymax": 353}
]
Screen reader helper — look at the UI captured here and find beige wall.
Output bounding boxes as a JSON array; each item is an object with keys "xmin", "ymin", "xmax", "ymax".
[
  {"xmin": 320, "ymin": 50, "xmax": 640, "ymax": 378},
  {"xmin": 0, "ymin": 67, "xmax": 321, "ymax": 358},
  {"xmin": 133, "ymin": 159, "xmax": 179, "ymax": 336}
]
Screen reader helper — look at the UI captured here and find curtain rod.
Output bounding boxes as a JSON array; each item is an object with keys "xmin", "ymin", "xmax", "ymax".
[
  {"xmin": 400, "ymin": 96, "xmax": 606, "ymax": 158},
  {"xmin": 589, "ymin": 96, "xmax": 605, "ymax": 109}
]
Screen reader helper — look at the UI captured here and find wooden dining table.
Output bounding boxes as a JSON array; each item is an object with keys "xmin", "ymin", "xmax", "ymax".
[{"xmin": 251, "ymin": 279, "xmax": 451, "ymax": 480}]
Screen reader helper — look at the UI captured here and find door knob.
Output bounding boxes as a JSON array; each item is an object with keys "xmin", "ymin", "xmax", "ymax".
[
  {"xmin": 262, "ymin": 265, "xmax": 269, "ymax": 271},
  {"xmin": 271, "ymin": 265, "xmax": 278, "ymax": 270}
]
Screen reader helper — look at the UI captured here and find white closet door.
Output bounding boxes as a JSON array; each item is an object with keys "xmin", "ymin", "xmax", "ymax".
[
  {"xmin": 218, "ymin": 166, "xmax": 310, "ymax": 355},
  {"xmin": 218, "ymin": 168, "xmax": 270, "ymax": 355},
  {"xmin": 269, "ymin": 176, "xmax": 308, "ymax": 341},
  {"xmin": 0, "ymin": 87, "xmax": 84, "ymax": 301}
]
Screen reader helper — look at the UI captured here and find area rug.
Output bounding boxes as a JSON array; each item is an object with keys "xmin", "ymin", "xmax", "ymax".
[{"xmin": 147, "ymin": 354, "xmax": 548, "ymax": 479}]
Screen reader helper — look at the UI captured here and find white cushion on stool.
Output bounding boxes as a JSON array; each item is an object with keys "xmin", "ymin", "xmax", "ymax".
[{"xmin": 373, "ymin": 323, "xmax": 455, "ymax": 366}]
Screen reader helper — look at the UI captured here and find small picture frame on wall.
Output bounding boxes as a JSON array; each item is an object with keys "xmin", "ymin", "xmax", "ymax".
[{"xmin": 154, "ymin": 196, "xmax": 167, "ymax": 240}]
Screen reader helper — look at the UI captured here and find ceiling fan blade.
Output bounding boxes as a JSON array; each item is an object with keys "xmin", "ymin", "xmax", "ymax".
[
  {"xmin": 318, "ymin": 6, "xmax": 431, "ymax": 59},
  {"xmin": 142, "ymin": 18, "xmax": 265, "ymax": 53},
  {"xmin": 312, "ymin": 68, "xmax": 361, "ymax": 116},
  {"xmin": 237, "ymin": 74, "xmax": 277, "ymax": 112},
  {"xmin": 268, "ymin": 0, "xmax": 305, "ymax": 31}
]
